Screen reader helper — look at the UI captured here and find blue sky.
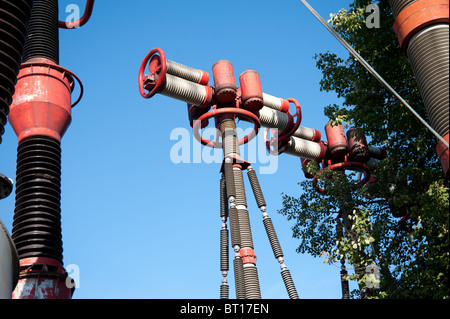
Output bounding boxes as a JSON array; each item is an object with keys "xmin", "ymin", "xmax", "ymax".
[{"xmin": 0, "ymin": 0, "xmax": 361, "ymax": 299}]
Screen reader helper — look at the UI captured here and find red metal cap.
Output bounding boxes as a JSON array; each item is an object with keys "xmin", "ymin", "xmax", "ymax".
[
  {"xmin": 325, "ymin": 121, "xmax": 348, "ymax": 159},
  {"xmin": 393, "ymin": 0, "xmax": 449, "ymax": 54},
  {"xmin": 213, "ymin": 60, "xmax": 237, "ymax": 104},
  {"xmin": 239, "ymin": 70, "xmax": 264, "ymax": 112},
  {"xmin": 9, "ymin": 60, "xmax": 73, "ymax": 143}
]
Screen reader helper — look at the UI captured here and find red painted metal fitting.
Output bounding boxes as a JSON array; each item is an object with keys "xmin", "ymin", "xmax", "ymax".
[
  {"xmin": 12, "ymin": 257, "xmax": 74, "ymax": 299},
  {"xmin": 436, "ymin": 133, "xmax": 449, "ymax": 180},
  {"xmin": 393, "ymin": 0, "xmax": 449, "ymax": 54},
  {"xmin": 9, "ymin": 58, "xmax": 76, "ymax": 143},
  {"xmin": 187, "ymin": 103, "xmax": 209, "ymax": 128},
  {"xmin": 240, "ymin": 248, "xmax": 257, "ymax": 265},
  {"xmin": 325, "ymin": 121, "xmax": 348, "ymax": 159},
  {"xmin": 239, "ymin": 70, "xmax": 264, "ymax": 112},
  {"xmin": 347, "ymin": 127, "xmax": 370, "ymax": 163},
  {"xmin": 213, "ymin": 60, "xmax": 237, "ymax": 104}
]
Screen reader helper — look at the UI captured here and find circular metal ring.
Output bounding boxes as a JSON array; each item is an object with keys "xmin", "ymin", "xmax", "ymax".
[
  {"xmin": 193, "ymin": 107, "xmax": 261, "ymax": 148},
  {"xmin": 138, "ymin": 48, "xmax": 167, "ymax": 99}
]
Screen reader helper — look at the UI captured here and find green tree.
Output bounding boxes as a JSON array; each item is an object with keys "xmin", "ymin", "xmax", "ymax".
[{"xmin": 279, "ymin": 0, "xmax": 449, "ymax": 298}]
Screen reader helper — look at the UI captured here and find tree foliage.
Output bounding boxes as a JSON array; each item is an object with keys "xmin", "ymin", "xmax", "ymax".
[{"xmin": 279, "ymin": 0, "xmax": 449, "ymax": 298}]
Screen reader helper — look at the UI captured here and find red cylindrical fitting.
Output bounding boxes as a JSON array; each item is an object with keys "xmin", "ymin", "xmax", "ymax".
[
  {"xmin": 347, "ymin": 127, "xmax": 370, "ymax": 163},
  {"xmin": 212, "ymin": 60, "xmax": 237, "ymax": 104},
  {"xmin": 187, "ymin": 103, "xmax": 209, "ymax": 128},
  {"xmin": 240, "ymin": 248, "xmax": 257, "ymax": 265},
  {"xmin": 393, "ymin": 0, "xmax": 449, "ymax": 53},
  {"xmin": 436, "ymin": 133, "xmax": 449, "ymax": 180},
  {"xmin": 12, "ymin": 257, "xmax": 74, "ymax": 299},
  {"xmin": 325, "ymin": 121, "xmax": 348, "ymax": 159},
  {"xmin": 9, "ymin": 59, "xmax": 73, "ymax": 143},
  {"xmin": 240, "ymin": 70, "xmax": 264, "ymax": 112}
]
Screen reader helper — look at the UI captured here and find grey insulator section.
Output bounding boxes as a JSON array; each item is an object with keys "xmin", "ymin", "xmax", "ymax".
[
  {"xmin": 407, "ymin": 24, "xmax": 449, "ymax": 137},
  {"xmin": 221, "ymin": 119, "xmax": 240, "ymax": 157},
  {"xmin": 293, "ymin": 126, "xmax": 318, "ymax": 141},
  {"xmin": 389, "ymin": 0, "xmax": 418, "ymax": 17},
  {"xmin": 256, "ymin": 106, "xmax": 290, "ymax": 132},
  {"xmin": 262, "ymin": 93, "xmax": 284, "ymax": 111},
  {"xmin": 256, "ymin": 107, "xmax": 321, "ymax": 141},
  {"xmin": 284, "ymin": 136, "xmax": 323, "ymax": 160},
  {"xmin": 243, "ymin": 265, "xmax": 262, "ymax": 299},
  {"xmin": 237, "ymin": 209, "xmax": 254, "ymax": 249},
  {"xmin": 247, "ymin": 169, "xmax": 266, "ymax": 208},
  {"xmin": 223, "ymin": 162, "xmax": 236, "ymax": 199},
  {"xmin": 233, "ymin": 258, "xmax": 246, "ymax": 299},
  {"xmin": 220, "ymin": 229, "xmax": 229, "ymax": 272},
  {"xmin": 166, "ymin": 59, "xmax": 206, "ymax": 84},
  {"xmin": 220, "ymin": 284, "xmax": 229, "ymax": 299},
  {"xmin": 220, "ymin": 177, "xmax": 228, "ymax": 218},
  {"xmin": 281, "ymin": 269, "xmax": 299, "ymax": 299},
  {"xmin": 233, "ymin": 168, "xmax": 247, "ymax": 207},
  {"xmin": 22, "ymin": 0, "xmax": 59, "ymax": 64},
  {"xmin": 263, "ymin": 217, "xmax": 284, "ymax": 259},
  {"xmin": 161, "ymin": 73, "xmax": 207, "ymax": 106},
  {"xmin": 228, "ymin": 207, "xmax": 241, "ymax": 248}
]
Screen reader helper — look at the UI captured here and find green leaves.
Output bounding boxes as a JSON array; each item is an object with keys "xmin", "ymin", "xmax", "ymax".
[{"xmin": 278, "ymin": 0, "xmax": 449, "ymax": 299}]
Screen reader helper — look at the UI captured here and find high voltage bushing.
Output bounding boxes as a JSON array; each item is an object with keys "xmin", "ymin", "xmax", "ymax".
[
  {"xmin": 8, "ymin": 0, "xmax": 95, "ymax": 299},
  {"xmin": 139, "ymin": 48, "xmax": 304, "ymax": 299},
  {"xmin": 389, "ymin": 0, "xmax": 449, "ymax": 179},
  {"xmin": 0, "ymin": 0, "xmax": 33, "ymax": 145}
]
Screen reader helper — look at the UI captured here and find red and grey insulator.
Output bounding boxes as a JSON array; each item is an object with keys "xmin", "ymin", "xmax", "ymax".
[
  {"xmin": 247, "ymin": 166, "xmax": 299, "ymax": 299},
  {"xmin": 8, "ymin": 0, "xmax": 95, "ymax": 299},
  {"xmin": 389, "ymin": 0, "xmax": 449, "ymax": 179}
]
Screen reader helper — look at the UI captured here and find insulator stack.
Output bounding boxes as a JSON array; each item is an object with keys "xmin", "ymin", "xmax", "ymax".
[
  {"xmin": 160, "ymin": 74, "xmax": 211, "ymax": 107},
  {"xmin": 237, "ymin": 209, "xmax": 253, "ymax": 249},
  {"xmin": 243, "ymin": 265, "xmax": 261, "ymax": 299},
  {"xmin": 220, "ymin": 177, "xmax": 228, "ymax": 218},
  {"xmin": 12, "ymin": 136, "xmax": 63, "ymax": 263},
  {"xmin": 221, "ymin": 119, "xmax": 239, "ymax": 157},
  {"xmin": 262, "ymin": 93, "xmax": 290, "ymax": 113},
  {"xmin": 284, "ymin": 136, "xmax": 326, "ymax": 161},
  {"xmin": 230, "ymin": 207, "xmax": 241, "ymax": 248},
  {"xmin": 166, "ymin": 59, "xmax": 209, "ymax": 85},
  {"xmin": 281, "ymin": 269, "xmax": 299, "ymax": 299},
  {"xmin": 233, "ymin": 168, "xmax": 247, "ymax": 207},
  {"xmin": 223, "ymin": 161, "xmax": 236, "ymax": 199},
  {"xmin": 247, "ymin": 169, "xmax": 266, "ymax": 208},
  {"xmin": 228, "ymin": 207, "xmax": 241, "ymax": 248},
  {"xmin": 256, "ymin": 107, "xmax": 290, "ymax": 132},
  {"xmin": 8, "ymin": 0, "xmax": 94, "ymax": 299},
  {"xmin": 220, "ymin": 283, "xmax": 229, "ymax": 299},
  {"xmin": 0, "ymin": 0, "xmax": 33, "ymax": 145},
  {"xmin": 22, "ymin": 0, "xmax": 59, "ymax": 64},
  {"xmin": 262, "ymin": 217, "xmax": 284, "ymax": 259},
  {"xmin": 389, "ymin": 0, "xmax": 449, "ymax": 178},
  {"xmin": 220, "ymin": 229, "xmax": 229, "ymax": 272},
  {"xmin": 233, "ymin": 257, "xmax": 246, "ymax": 299}
]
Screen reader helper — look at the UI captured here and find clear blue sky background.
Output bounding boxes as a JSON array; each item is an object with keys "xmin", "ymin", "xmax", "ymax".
[{"xmin": 0, "ymin": 0, "xmax": 362, "ymax": 299}]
